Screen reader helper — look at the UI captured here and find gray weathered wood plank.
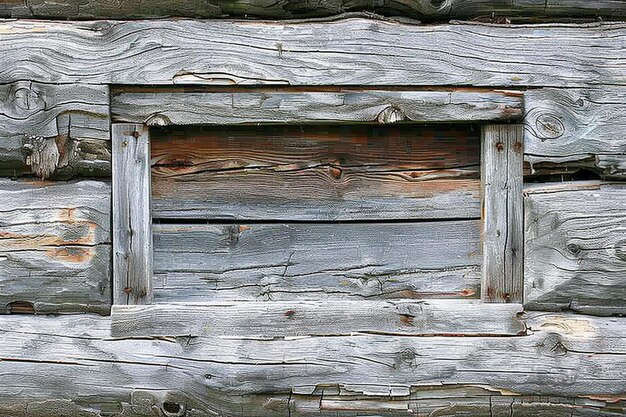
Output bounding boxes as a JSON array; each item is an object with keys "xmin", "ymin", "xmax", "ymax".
[
  {"xmin": 0, "ymin": 312, "xmax": 623, "ymax": 416},
  {"xmin": 481, "ymin": 125, "xmax": 524, "ymax": 303},
  {"xmin": 0, "ymin": 179, "xmax": 111, "ymax": 314},
  {"xmin": 111, "ymin": 300, "xmax": 525, "ymax": 337},
  {"xmin": 112, "ymin": 89, "xmax": 523, "ymax": 125},
  {"xmin": 524, "ymin": 87, "xmax": 626, "ymax": 179},
  {"xmin": 2, "ymin": 19, "xmax": 626, "ymax": 87},
  {"xmin": 153, "ymin": 221, "xmax": 481, "ymax": 302},
  {"xmin": 0, "ymin": 82, "xmax": 110, "ymax": 179},
  {"xmin": 112, "ymin": 124, "xmax": 153, "ymax": 305},
  {"xmin": 151, "ymin": 124, "xmax": 481, "ymax": 220},
  {"xmin": 1, "ymin": 0, "xmax": 625, "ymax": 20},
  {"xmin": 524, "ymin": 181, "xmax": 626, "ymax": 316}
]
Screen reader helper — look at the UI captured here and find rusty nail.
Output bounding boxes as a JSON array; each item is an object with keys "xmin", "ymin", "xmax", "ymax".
[
  {"xmin": 132, "ymin": 131, "xmax": 140, "ymax": 139},
  {"xmin": 123, "ymin": 287, "xmax": 133, "ymax": 294},
  {"xmin": 514, "ymin": 142, "xmax": 522, "ymax": 152},
  {"xmin": 495, "ymin": 142, "xmax": 504, "ymax": 151}
]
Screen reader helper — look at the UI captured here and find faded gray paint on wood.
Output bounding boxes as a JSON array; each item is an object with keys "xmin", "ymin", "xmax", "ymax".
[
  {"xmin": 152, "ymin": 221, "xmax": 481, "ymax": 302},
  {"xmin": 112, "ymin": 89, "xmax": 523, "ymax": 125},
  {"xmin": 151, "ymin": 124, "xmax": 481, "ymax": 220},
  {"xmin": 2, "ymin": 19, "xmax": 626, "ymax": 87},
  {"xmin": 0, "ymin": 179, "xmax": 111, "ymax": 314},
  {"xmin": 111, "ymin": 300, "xmax": 525, "ymax": 337},
  {"xmin": 2, "ymin": 0, "xmax": 625, "ymax": 20},
  {"xmin": 525, "ymin": 181, "xmax": 626, "ymax": 316},
  {"xmin": 0, "ymin": 81, "xmax": 110, "ymax": 178},
  {"xmin": 524, "ymin": 87, "xmax": 626, "ymax": 179},
  {"xmin": 0, "ymin": 312, "xmax": 623, "ymax": 417},
  {"xmin": 112, "ymin": 124, "xmax": 153, "ymax": 305},
  {"xmin": 481, "ymin": 125, "xmax": 524, "ymax": 303}
]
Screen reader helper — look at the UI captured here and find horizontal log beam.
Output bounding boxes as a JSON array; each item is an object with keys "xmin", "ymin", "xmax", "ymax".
[
  {"xmin": 524, "ymin": 181, "xmax": 626, "ymax": 316},
  {"xmin": 0, "ymin": 82, "xmax": 110, "ymax": 179},
  {"xmin": 524, "ymin": 87, "xmax": 626, "ymax": 179},
  {"xmin": 111, "ymin": 300, "xmax": 525, "ymax": 337},
  {"xmin": 0, "ymin": 312, "xmax": 623, "ymax": 416},
  {"xmin": 112, "ymin": 88, "xmax": 523, "ymax": 125},
  {"xmin": 153, "ymin": 222, "xmax": 481, "ymax": 302},
  {"xmin": 2, "ymin": 19, "xmax": 626, "ymax": 87},
  {"xmin": 0, "ymin": 179, "xmax": 112, "ymax": 314},
  {"xmin": 1, "ymin": 0, "xmax": 625, "ymax": 20}
]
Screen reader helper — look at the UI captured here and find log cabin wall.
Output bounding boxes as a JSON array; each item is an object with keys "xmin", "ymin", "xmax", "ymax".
[{"xmin": 0, "ymin": 3, "xmax": 625, "ymax": 416}]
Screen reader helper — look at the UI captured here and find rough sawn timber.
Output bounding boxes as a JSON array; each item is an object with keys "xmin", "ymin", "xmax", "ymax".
[
  {"xmin": 524, "ymin": 181, "xmax": 626, "ymax": 316},
  {"xmin": 151, "ymin": 124, "xmax": 481, "ymax": 220},
  {"xmin": 1, "ymin": 0, "xmax": 625, "ymax": 20},
  {"xmin": 112, "ymin": 88, "xmax": 523, "ymax": 125},
  {"xmin": 112, "ymin": 124, "xmax": 153, "ymax": 305},
  {"xmin": 524, "ymin": 87, "xmax": 626, "ymax": 179},
  {"xmin": 0, "ymin": 313, "xmax": 623, "ymax": 416},
  {"xmin": 2, "ymin": 19, "xmax": 626, "ymax": 87},
  {"xmin": 111, "ymin": 300, "xmax": 525, "ymax": 337},
  {"xmin": 0, "ymin": 179, "xmax": 111, "ymax": 314},
  {"xmin": 0, "ymin": 81, "xmax": 110, "ymax": 179},
  {"xmin": 152, "ymin": 221, "xmax": 481, "ymax": 302},
  {"xmin": 481, "ymin": 125, "xmax": 524, "ymax": 303}
]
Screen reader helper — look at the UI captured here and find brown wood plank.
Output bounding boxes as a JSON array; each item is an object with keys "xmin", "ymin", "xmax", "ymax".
[
  {"xmin": 0, "ymin": 179, "xmax": 111, "ymax": 314},
  {"xmin": 524, "ymin": 181, "xmax": 626, "ymax": 316},
  {"xmin": 151, "ymin": 125, "xmax": 481, "ymax": 220},
  {"xmin": 152, "ymin": 221, "xmax": 481, "ymax": 302}
]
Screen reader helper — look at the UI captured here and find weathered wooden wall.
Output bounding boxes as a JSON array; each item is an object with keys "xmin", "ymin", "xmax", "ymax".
[{"xmin": 0, "ymin": 11, "xmax": 625, "ymax": 417}]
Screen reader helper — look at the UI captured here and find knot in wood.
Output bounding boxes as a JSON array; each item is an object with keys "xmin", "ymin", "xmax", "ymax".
[
  {"xmin": 399, "ymin": 348, "xmax": 416, "ymax": 364},
  {"xmin": 146, "ymin": 113, "xmax": 171, "ymax": 126},
  {"xmin": 538, "ymin": 333, "xmax": 568, "ymax": 357},
  {"xmin": 614, "ymin": 239, "xmax": 626, "ymax": 261},
  {"xmin": 567, "ymin": 243, "xmax": 581, "ymax": 255},
  {"xmin": 328, "ymin": 166, "xmax": 342, "ymax": 179},
  {"xmin": 12, "ymin": 85, "xmax": 45, "ymax": 113},
  {"xmin": 377, "ymin": 106, "xmax": 404, "ymax": 124},
  {"xmin": 535, "ymin": 113, "xmax": 565, "ymax": 140}
]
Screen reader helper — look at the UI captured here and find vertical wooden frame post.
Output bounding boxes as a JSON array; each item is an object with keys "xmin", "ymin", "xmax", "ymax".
[
  {"xmin": 481, "ymin": 125, "xmax": 524, "ymax": 303},
  {"xmin": 112, "ymin": 123, "xmax": 153, "ymax": 305}
]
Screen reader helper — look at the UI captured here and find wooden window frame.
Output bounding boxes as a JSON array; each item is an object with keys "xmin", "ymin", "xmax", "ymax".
[{"xmin": 111, "ymin": 89, "xmax": 524, "ymax": 307}]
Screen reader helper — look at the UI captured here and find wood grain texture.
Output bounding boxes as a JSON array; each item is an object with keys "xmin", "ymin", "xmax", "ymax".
[
  {"xmin": 1, "ymin": 0, "xmax": 625, "ymax": 20},
  {"xmin": 0, "ymin": 81, "xmax": 110, "ymax": 178},
  {"xmin": 524, "ymin": 181, "xmax": 626, "ymax": 316},
  {"xmin": 481, "ymin": 125, "xmax": 524, "ymax": 303},
  {"xmin": 112, "ymin": 124, "xmax": 153, "ymax": 305},
  {"xmin": 112, "ymin": 89, "xmax": 523, "ymax": 125},
  {"xmin": 524, "ymin": 87, "xmax": 626, "ymax": 179},
  {"xmin": 111, "ymin": 300, "xmax": 525, "ymax": 337},
  {"xmin": 0, "ymin": 179, "xmax": 111, "ymax": 314},
  {"xmin": 153, "ymin": 221, "xmax": 481, "ymax": 302},
  {"xmin": 2, "ymin": 19, "xmax": 626, "ymax": 87},
  {"xmin": 0, "ymin": 312, "xmax": 623, "ymax": 416},
  {"xmin": 151, "ymin": 125, "xmax": 481, "ymax": 220}
]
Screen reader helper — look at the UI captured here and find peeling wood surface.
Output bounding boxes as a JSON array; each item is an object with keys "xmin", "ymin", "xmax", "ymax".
[
  {"xmin": 524, "ymin": 87, "xmax": 626, "ymax": 179},
  {"xmin": 153, "ymin": 221, "xmax": 481, "ymax": 302},
  {"xmin": 111, "ymin": 300, "xmax": 525, "ymax": 337},
  {"xmin": 524, "ymin": 181, "xmax": 626, "ymax": 316},
  {"xmin": 112, "ymin": 124, "xmax": 153, "ymax": 305},
  {"xmin": 151, "ymin": 125, "xmax": 481, "ymax": 220},
  {"xmin": 1, "ymin": 0, "xmax": 625, "ymax": 20},
  {"xmin": 0, "ymin": 179, "xmax": 111, "ymax": 314},
  {"xmin": 112, "ymin": 89, "xmax": 524, "ymax": 125},
  {"xmin": 0, "ymin": 82, "xmax": 110, "ymax": 179},
  {"xmin": 2, "ymin": 19, "xmax": 626, "ymax": 87},
  {"xmin": 0, "ymin": 313, "xmax": 623, "ymax": 416},
  {"xmin": 481, "ymin": 125, "xmax": 524, "ymax": 303}
]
